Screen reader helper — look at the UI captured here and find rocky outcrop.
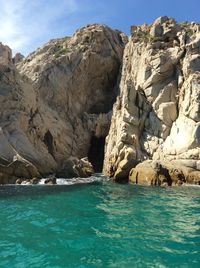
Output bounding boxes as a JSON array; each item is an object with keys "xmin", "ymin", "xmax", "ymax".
[
  {"xmin": 104, "ymin": 17, "xmax": 200, "ymax": 185},
  {"xmin": 1, "ymin": 17, "xmax": 200, "ymax": 186},
  {"xmin": 0, "ymin": 42, "xmax": 12, "ymax": 65},
  {"xmin": 129, "ymin": 159, "xmax": 200, "ymax": 186},
  {"xmin": 0, "ymin": 24, "xmax": 126, "ymax": 184}
]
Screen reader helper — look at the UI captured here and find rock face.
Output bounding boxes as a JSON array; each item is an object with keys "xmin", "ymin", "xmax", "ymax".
[
  {"xmin": 0, "ymin": 24, "xmax": 126, "ymax": 184},
  {"xmin": 1, "ymin": 17, "xmax": 200, "ymax": 186},
  {"xmin": 104, "ymin": 17, "xmax": 200, "ymax": 185}
]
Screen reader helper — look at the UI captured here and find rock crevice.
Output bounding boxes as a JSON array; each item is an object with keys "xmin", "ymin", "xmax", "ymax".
[{"xmin": 0, "ymin": 25, "xmax": 127, "ymax": 184}]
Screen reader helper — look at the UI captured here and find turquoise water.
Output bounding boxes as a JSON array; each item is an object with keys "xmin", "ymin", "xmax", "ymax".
[{"xmin": 0, "ymin": 178, "xmax": 200, "ymax": 268}]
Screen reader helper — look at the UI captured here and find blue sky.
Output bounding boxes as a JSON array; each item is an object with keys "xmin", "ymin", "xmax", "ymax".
[{"xmin": 0, "ymin": 0, "xmax": 199, "ymax": 55}]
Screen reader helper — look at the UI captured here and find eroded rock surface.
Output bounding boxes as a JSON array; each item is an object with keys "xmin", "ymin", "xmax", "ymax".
[
  {"xmin": 104, "ymin": 17, "xmax": 200, "ymax": 184},
  {"xmin": 1, "ymin": 17, "xmax": 200, "ymax": 186},
  {"xmin": 0, "ymin": 24, "xmax": 126, "ymax": 184}
]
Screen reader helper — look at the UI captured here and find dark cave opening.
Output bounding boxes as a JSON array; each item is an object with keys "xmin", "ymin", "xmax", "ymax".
[
  {"xmin": 88, "ymin": 136, "xmax": 105, "ymax": 173},
  {"xmin": 43, "ymin": 130, "xmax": 55, "ymax": 159}
]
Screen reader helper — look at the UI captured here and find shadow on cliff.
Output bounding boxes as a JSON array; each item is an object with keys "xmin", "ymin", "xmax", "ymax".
[{"xmin": 88, "ymin": 136, "xmax": 105, "ymax": 173}]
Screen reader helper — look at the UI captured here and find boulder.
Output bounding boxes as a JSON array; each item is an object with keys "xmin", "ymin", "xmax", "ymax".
[
  {"xmin": 15, "ymin": 178, "xmax": 23, "ymax": 185},
  {"xmin": 129, "ymin": 160, "xmax": 172, "ymax": 186},
  {"xmin": 30, "ymin": 177, "xmax": 40, "ymax": 184},
  {"xmin": 56, "ymin": 157, "xmax": 94, "ymax": 178},
  {"xmin": 0, "ymin": 156, "xmax": 40, "ymax": 185},
  {"xmin": 129, "ymin": 159, "xmax": 200, "ymax": 186},
  {"xmin": 44, "ymin": 177, "xmax": 57, "ymax": 185}
]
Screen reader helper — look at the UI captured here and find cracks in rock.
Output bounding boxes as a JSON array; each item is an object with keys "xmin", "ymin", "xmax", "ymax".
[
  {"xmin": 175, "ymin": 47, "xmax": 187, "ymax": 118},
  {"xmin": 28, "ymin": 108, "xmax": 39, "ymax": 126},
  {"xmin": 103, "ymin": 30, "xmax": 121, "ymax": 59}
]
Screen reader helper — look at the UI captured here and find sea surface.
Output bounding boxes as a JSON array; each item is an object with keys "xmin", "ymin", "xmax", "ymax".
[{"xmin": 0, "ymin": 175, "xmax": 199, "ymax": 268}]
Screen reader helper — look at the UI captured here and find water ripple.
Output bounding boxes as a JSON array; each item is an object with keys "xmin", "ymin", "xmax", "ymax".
[{"xmin": 0, "ymin": 181, "xmax": 199, "ymax": 267}]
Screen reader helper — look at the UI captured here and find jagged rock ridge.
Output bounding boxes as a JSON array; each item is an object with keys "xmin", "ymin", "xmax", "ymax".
[
  {"xmin": 1, "ymin": 17, "xmax": 200, "ymax": 186},
  {"xmin": 103, "ymin": 17, "xmax": 200, "ymax": 185}
]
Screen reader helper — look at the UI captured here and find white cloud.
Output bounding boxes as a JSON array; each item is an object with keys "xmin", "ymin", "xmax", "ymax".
[{"xmin": 0, "ymin": 0, "xmax": 78, "ymax": 55}]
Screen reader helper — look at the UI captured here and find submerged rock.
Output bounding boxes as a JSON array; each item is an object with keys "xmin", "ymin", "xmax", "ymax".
[
  {"xmin": 30, "ymin": 177, "xmax": 40, "ymax": 184},
  {"xmin": 15, "ymin": 178, "xmax": 23, "ymax": 185},
  {"xmin": 44, "ymin": 177, "xmax": 57, "ymax": 185}
]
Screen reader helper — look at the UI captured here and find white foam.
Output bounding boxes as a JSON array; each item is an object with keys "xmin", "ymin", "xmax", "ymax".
[
  {"xmin": 37, "ymin": 175, "xmax": 109, "ymax": 186},
  {"xmin": 182, "ymin": 184, "xmax": 200, "ymax": 188}
]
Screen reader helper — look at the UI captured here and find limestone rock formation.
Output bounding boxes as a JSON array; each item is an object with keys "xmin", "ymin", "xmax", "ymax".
[
  {"xmin": 0, "ymin": 24, "xmax": 126, "ymax": 184},
  {"xmin": 104, "ymin": 17, "xmax": 200, "ymax": 184}
]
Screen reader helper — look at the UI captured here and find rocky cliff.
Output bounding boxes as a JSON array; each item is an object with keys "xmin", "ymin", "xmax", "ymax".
[
  {"xmin": 103, "ymin": 17, "xmax": 200, "ymax": 185},
  {"xmin": 0, "ymin": 25, "xmax": 126, "ymax": 184},
  {"xmin": 1, "ymin": 17, "xmax": 200, "ymax": 186}
]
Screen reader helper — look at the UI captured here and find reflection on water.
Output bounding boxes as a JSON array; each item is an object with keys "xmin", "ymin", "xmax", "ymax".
[{"xmin": 93, "ymin": 183, "xmax": 200, "ymax": 266}]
